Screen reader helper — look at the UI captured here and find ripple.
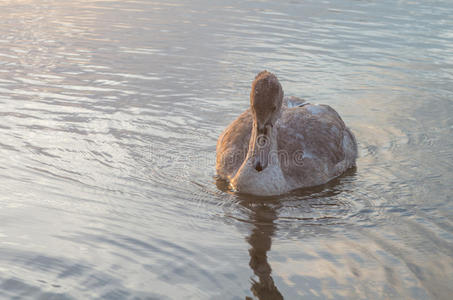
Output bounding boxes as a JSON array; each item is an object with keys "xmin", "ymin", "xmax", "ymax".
[{"xmin": 0, "ymin": 0, "xmax": 452, "ymax": 298}]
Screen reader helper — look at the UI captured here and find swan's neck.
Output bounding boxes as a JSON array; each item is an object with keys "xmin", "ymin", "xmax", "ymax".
[
  {"xmin": 245, "ymin": 121, "xmax": 279, "ymax": 165},
  {"xmin": 231, "ymin": 120, "xmax": 288, "ymax": 195}
]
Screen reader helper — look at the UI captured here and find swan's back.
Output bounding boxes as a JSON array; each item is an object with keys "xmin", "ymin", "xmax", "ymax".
[{"xmin": 277, "ymin": 104, "xmax": 357, "ymax": 188}]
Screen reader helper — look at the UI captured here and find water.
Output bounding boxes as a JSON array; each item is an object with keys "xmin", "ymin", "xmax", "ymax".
[{"xmin": 0, "ymin": 0, "xmax": 452, "ymax": 299}]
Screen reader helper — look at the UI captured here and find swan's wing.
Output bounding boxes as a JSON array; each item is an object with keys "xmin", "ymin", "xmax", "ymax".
[
  {"xmin": 216, "ymin": 109, "xmax": 252, "ymax": 179},
  {"xmin": 278, "ymin": 104, "xmax": 351, "ymax": 187}
]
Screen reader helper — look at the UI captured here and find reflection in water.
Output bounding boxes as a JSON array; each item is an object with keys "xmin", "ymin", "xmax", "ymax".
[{"xmin": 242, "ymin": 198, "xmax": 284, "ymax": 300}]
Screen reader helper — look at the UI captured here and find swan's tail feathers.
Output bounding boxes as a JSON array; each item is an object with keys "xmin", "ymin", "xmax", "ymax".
[{"xmin": 284, "ymin": 96, "xmax": 307, "ymax": 108}]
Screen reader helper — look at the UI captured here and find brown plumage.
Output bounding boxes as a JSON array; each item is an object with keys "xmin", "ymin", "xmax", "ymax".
[{"xmin": 216, "ymin": 71, "xmax": 357, "ymax": 195}]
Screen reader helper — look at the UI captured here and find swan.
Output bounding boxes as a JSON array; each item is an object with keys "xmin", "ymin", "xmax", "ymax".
[{"xmin": 216, "ymin": 71, "xmax": 357, "ymax": 196}]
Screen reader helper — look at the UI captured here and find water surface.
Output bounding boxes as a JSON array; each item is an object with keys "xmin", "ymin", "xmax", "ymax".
[{"xmin": 0, "ymin": 0, "xmax": 452, "ymax": 299}]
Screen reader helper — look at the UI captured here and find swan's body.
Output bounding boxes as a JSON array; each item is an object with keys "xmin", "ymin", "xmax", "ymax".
[{"xmin": 216, "ymin": 71, "xmax": 357, "ymax": 196}]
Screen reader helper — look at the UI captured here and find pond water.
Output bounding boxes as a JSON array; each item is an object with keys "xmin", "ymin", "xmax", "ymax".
[{"xmin": 0, "ymin": 0, "xmax": 452, "ymax": 299}]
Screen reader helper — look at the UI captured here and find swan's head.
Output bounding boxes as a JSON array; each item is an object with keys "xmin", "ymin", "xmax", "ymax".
[
  {"xmin": 250, "ymin": 70, "xmax": 283, "ymax": 127},
  {"xmin": 249, "ymin": 71, "xmax": 283, "ymax": 172}
]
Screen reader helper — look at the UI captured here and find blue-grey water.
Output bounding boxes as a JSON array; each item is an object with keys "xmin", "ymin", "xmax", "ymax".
[{"xmin": 0, "ymin": 0, "xmax": 452, "ymax": 299}]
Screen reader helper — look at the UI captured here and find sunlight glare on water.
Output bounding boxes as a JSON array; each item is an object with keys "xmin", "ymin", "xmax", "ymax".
[{"xmin": 0, "ymin": 0, "xmax": 452, "ymax": 299}]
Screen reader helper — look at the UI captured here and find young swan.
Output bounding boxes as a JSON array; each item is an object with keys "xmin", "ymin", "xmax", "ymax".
[{"xmin": 216, "ymin": 71, "xmax": 357, "ymax": 196}]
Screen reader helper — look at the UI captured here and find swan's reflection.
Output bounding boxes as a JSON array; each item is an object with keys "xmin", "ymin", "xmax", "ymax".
[
  {"xmin": 216, "ymin": 168, "xmax": 357, "ymax": 300},
  {"xmin": 240, "ymin": 197, "xmax": 284, "ymax": 300}
]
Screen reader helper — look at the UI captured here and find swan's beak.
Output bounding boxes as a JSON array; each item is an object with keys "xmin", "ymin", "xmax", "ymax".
[{"xmin": 252, "ymin": 123, "xmax": 272, "ymax": 172}]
